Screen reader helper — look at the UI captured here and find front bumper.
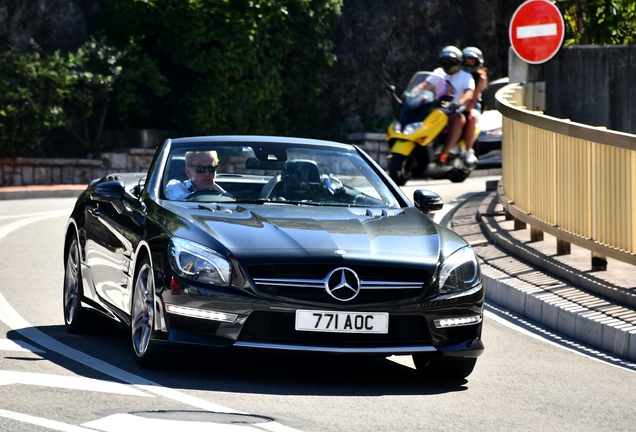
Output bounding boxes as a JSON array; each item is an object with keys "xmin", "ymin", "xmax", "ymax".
[{"xmin": 154, "ymin": 279, "xmax": 485, "ymax": 359}]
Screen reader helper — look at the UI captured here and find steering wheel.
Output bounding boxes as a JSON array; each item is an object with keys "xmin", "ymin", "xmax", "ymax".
[{"xmin": 184, "ymin": 189, "xmax": 235, "ymax": 202}]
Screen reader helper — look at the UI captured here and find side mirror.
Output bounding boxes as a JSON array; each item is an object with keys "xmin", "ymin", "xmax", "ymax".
[
  {"xmin": 90, "ymin": 180, "xmax": 125, "ymax": 202},
  {"xmin": 413, "ymin": 189, "xmax": 443, "ymax": 214}
]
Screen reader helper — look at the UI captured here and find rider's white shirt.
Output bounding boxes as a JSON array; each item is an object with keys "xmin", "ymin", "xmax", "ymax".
[{"xmin": 431, "ymin": 67, "xmax": 475, "ymax": 109}]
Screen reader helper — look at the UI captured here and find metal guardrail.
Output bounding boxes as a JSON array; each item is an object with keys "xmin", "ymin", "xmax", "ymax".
[{"xmin": 496, "ymin": 83, "xmax": 636, "ymax": 267}]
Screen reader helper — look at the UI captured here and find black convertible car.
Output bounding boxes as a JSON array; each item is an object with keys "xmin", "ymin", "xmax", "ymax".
[{"xmin": 63, "ymin": 136, "xmax": 484, "ymax": 378}]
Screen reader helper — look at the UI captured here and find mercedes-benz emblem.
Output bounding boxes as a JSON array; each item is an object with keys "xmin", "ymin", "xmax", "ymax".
[{"xmin": 325, "ymin": 267, "xmax": 360, "ymax": 301}]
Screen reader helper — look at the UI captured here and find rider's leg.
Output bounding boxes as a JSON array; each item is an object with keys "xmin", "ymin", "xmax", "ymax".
[
  {"xmin": 439, "ymin": 112, "xmax": 466, "ymax": 164},
  {"xmin": 464, "ymin": 110, "xmax": 477, "ymax": 151},
  {"xmin": 464, "ymin": 109, "xmax": 479, "ymax": 164}
]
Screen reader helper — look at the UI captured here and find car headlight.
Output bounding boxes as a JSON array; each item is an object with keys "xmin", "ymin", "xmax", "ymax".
[
  {"xmin": 168, "ymin": 238, "xmax": 231, "ymax": 286},
  {"xmin": 478, "ymin": 128, "xmax": 502, "ymax": 142},
  {"xmin": 403, "ymin": 122, "xmax": 423, "ymax": 135},
  {"xmin": 438, "ymin": 246, "xmax": 481, "ymax": 294}
]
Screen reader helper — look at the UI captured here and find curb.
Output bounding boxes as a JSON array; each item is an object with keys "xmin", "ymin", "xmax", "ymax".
[{"xmin": 450, "ymin": 191, "xmax": 636, "ymax": 361}]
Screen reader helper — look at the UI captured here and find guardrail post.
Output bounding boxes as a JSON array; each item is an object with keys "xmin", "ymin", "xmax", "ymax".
[
  {"xmin": 592, "ymin": 253, "xmax": 607, "ymax": 271},
  {"xmin": 505, "ymin": 209, "xmax": 514, "ymax": 221},
  {"xmin": 514, "ymin": 217, "xmax": 526, "ymax": 230},
  {"xmin": 530, "ymin": 227, "xmax": 544, "ymax": 242},
  {"xmin": 556, "ymin": 238, "xmax": 571, "ymax": 255}
]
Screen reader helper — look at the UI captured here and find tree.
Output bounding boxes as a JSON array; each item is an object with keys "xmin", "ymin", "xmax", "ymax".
[
  {"xmin": 0, "ymin": 44, "xmax": 65, "ymax": 157},
  {"xmin": 103, "ymin": 0, "xmax": 342, "ymax": 137},
  {"xmin": 558, "ymin": 0, "xmax": 636, "ymax": 45}
]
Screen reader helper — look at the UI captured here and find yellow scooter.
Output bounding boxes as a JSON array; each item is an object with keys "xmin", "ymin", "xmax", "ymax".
[{"xmin": 386, "ymin": 71, "xmax": 480, "ymax": 185}]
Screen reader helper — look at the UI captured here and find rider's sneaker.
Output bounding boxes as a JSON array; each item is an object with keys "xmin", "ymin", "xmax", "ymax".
[{"xmin": 465, "ymin": 149, "xmax": 478, "ymax": 165}]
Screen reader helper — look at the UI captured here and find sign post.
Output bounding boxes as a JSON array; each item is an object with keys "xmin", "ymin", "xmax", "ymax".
[{"xmin": 509, "ymin": 0, "xmax": 565, "ymax": 64}]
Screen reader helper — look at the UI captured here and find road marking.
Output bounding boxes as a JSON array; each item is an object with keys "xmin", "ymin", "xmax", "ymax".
[
  {"xmin": 517, "ymin": 23, "xmax": 557, "ymax": 39},
  {"xmin": 0, "ymin": 409, "xmax": 93, "ymax": 432},
  {"xmin": 84, "ymin": 413, "xmax": 259, "ymax": 431},
  {"xmin": 0, "ymin": 210, "xmax": 69, "ymax": 241},
  {"xmin": 0, "ymin": 209, "xmax": 303, "ymax": 431},
  {"xmin": 0, "ymin": 370, "xmax": 150, "ymax": 396},
  {"xmin": 0, "ymin": 210, "xmax": 69, "ymax": 221},
  {"xmin": 0, "ymin": 338, "xmax": 44, "ymax": 353}
]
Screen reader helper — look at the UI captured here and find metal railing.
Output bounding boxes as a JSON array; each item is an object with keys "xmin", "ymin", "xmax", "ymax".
[{"xmin": 496, "ymin": 83, "xmax": 636, "ymax": 267}]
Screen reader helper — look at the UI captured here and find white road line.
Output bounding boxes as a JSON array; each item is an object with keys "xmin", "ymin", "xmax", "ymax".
[
  {"xmin": 517, "ymin": 23, "xmax": 557, "ymax": 39},
  {"xmin": 0, "ymin": 370, "xmax": 150, "ymax": 396},
  {"xmin": 0, "ymin": 409, "xmax": 93, "ymax": 432},
  {"xmin": 0, "ymin": 210, "xmax": 69, "ymax": 221},
  {"xmin": 0, "ymin": 209, "xmax": 303, "ymax": 431},
  {"xmin": 0, "ymin": 210, "xmax": 69, "ymax": 241},
  {"xmin": 0, "ymin": 338, "xmax": 44, "ymax": 353},
  {"xmin": 83, "ymin": 413, "xmax": 258, "ymax": 431},
  {"xmin": 0, "ymin": 290, "xmax": 241, "ymax": 413}
]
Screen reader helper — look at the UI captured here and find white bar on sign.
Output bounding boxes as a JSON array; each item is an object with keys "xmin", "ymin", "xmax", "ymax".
[{"xmin": 517, "ymin": 23, "xmax": 557, "ymax": 39}]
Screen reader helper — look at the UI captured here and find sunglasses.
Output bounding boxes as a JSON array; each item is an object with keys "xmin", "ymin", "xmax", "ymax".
[{"xmin": 188, "ymin": 165, "xmax": 217, "ymax": 174}]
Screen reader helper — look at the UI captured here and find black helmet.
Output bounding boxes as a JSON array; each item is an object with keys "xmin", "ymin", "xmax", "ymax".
[
  {"xmin": 462, "ymin": 46, "xmax": 484, "ymax": 73},
  {"xmin": 439, "ymin": 46, "xmax": 463, "ymax": 75}
]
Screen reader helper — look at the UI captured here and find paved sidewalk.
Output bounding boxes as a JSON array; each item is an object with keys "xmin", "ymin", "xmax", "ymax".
[{"xmin": 451, "ymin": 190, "xmax": 636, "ymax": 361}]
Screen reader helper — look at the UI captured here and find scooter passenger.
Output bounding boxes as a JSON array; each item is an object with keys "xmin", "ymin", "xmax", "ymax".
[
  {"xmin": 462, "ymin": 46, "xmax": 487, "ymax": 165},
  {"xmin": 423, "ymin": 46, "xmax": 475, "ymax": 166}
]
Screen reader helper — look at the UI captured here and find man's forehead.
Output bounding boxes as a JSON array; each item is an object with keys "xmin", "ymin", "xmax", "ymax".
[{"xmin": 190, "ymin": 152, "xmax": 218, "ymax": 162}]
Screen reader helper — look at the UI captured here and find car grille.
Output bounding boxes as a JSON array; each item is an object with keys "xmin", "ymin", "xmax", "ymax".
[
  {"xmin": 248, "ymin": 264, "xmax": 428, "ymax": 305},
  {"xmin": 238, "ymin": 311, "xmax": 431, "ymax": 345}
]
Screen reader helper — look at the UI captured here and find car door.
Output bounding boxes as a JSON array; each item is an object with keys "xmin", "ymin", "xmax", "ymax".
[{"xmin": 84, "ymin": 184, "xmax": 145, "ymax": 313}]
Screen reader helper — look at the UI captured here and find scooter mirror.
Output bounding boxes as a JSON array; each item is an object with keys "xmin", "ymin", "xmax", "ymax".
[{"xmin": 413, "ymin": 189, "xmax": 444, "ymax": 214}]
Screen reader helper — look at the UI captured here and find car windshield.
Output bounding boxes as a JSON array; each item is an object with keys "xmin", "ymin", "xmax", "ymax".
[{"xmin": 162, "ymin": 142, "xmax": 400, "ymax": 208}]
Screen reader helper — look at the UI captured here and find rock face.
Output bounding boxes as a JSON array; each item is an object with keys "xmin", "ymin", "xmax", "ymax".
[
  {"xmin": 0, "ymin": 0, "xmax": 524, "ymax": 133},
  {"xmin": 0, "ymin": 0, "xmax": 102, "ymax": 51},
  {"xmin": 323, "ymin": 0, "xmax": 526, "ymax": 130}
]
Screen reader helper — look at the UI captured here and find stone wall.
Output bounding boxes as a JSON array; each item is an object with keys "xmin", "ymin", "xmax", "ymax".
[
  {"xmin": 0, "ymin": 149, "xmax": 156, "ymax": 186},
  {"xmin": 346, "ymin": 133, "xmax": 390, "ymax": 169}
]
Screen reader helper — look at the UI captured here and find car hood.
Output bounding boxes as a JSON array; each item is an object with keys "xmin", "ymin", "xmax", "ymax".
[{"xmin": 161, "ymin": 202, "xmax": 446, "ymax": 265}]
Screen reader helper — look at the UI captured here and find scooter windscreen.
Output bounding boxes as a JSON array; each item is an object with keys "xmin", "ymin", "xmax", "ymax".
[{"xmin": 398, "ymin": 71, "xmax": 449, "ymax": 127}]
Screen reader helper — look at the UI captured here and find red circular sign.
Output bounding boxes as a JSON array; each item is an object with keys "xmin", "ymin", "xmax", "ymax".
[{"xmin": 509, "ymin": 0, "xmax": 565, "ymax": 64}]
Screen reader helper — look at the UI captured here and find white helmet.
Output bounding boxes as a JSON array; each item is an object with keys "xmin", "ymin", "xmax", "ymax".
[{"xmin": 462, "ymin": 47, "xmax": 484, "ymax": 73}]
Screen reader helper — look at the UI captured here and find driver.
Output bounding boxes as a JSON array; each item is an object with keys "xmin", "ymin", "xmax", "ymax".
[{"xmin": 165, "ymin": 150, "xmax": 228, "ymax": 200}]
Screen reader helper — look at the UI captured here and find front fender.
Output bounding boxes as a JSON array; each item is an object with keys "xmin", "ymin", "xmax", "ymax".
[{"xmin": 390, "ymin": 139, "xmax": 417, "ymax": 156}]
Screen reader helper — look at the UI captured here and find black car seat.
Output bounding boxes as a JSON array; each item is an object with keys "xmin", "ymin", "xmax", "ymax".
[{"xmin": 281, "ymin": 160, "xmax": 321, "ymax": 201}]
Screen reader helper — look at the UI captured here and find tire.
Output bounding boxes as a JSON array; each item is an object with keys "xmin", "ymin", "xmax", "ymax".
[
  {"xmin": 412, "ymin": 355, "xmax": 477, "ymax": 380},
  {"xmin": 130, "ymin": 257, "xmax": 162, "ymax": 368},
  {"xmin": 63, "ymin": 234, "xmax": 96, "ymax": 334},
  {"xmin": 388, "ymin": 153, "xmax": 410, "ymax": 186},
  {"xmin": 448, "ymin": 169, "xmax": 471, "ymax": 183}
]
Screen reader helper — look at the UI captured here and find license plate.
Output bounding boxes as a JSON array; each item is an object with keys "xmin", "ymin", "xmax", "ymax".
[{"xmin": 295, "ymin": 310, "xmax": 388, "ymax": 334}]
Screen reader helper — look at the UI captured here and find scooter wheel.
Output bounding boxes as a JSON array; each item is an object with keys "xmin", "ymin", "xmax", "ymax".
[
  {"xmin": 448, "ymin": 169, "xmax": 471, "ymax": 183},
  {"xmin": 388, "ymin": 154, "xmax": 410, "ymax": 186}
]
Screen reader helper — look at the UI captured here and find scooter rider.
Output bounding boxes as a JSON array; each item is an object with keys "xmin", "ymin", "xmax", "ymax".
[
  {"xmin": 462, "ymin": 46, "xmax": 487, "ymax": 165},
  {"xmin": 432, "ymin": 46, "xmax": 475, "ymax": 166}
]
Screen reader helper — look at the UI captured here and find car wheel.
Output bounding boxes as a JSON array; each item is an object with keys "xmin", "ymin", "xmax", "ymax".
[
  {"xmin": 412, "ymin": 355, "xmax": 477, "ymax": 380},
  {"xmin": 130, "ymin": 257, "xmax": 161, "ymax": 368},
  {"xmin": 388, "ymin": 154, "xmax": 410, "ymax": 186},
  {"xmin": 63, "ymin": 234, "xmax": 94, "ymax": 333}
]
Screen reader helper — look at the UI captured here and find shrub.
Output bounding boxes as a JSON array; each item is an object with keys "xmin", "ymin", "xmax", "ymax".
[{"xmin": 103, "ymin": 0, "xmax": 342, "ymax": 137}]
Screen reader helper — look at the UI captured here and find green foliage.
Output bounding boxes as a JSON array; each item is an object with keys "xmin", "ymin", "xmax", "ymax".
[
  {"xmin": 0, "ymin": 44, "xmax": 66, "ymax": 157},
  {"xmin": 103, "ymin": 0, "xmax": 342, "ymax": 137},
  {"xmin": 0, "ymin": 37, "xmax": 169, "ymax": 157},
  {"xmin": 558, "ymin": 0, "xmax": 636, "ymax": 45}
]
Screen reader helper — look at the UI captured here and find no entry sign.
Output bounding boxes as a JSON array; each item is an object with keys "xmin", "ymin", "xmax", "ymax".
[{"xmin": 509, "ymin": 0, "xmax": 565, "ymax": 64}]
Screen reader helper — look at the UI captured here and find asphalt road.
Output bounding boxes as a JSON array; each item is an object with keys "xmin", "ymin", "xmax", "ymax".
[{"xmin": 1, "ymin": 184, "xmax": 636, "ymax": 431}]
